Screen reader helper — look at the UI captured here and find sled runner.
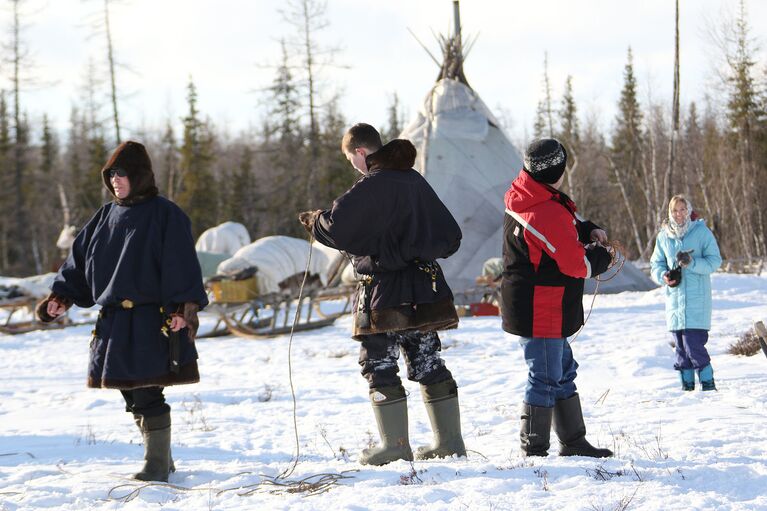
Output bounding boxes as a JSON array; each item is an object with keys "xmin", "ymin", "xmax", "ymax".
[{"xmin": 200, "ymin": 279, "xmax": 355, "ymax": 340}]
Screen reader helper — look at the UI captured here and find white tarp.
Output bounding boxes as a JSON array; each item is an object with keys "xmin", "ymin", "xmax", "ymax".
[
  {"xmin": 0, "ymin": 273, "xmax": 56, "ymax": 300},
  {"xmin": 195, "ymin": 222, "xmax": 251, "ymax": 256},
  {"xmin": 217, "ymin": 236, "xmax": 330, "ymax": 294}
]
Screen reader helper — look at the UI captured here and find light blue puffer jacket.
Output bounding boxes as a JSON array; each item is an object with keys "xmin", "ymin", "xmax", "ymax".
[{"xmin": 650, "ymin": 220, "xmax": 722, "ymax": 331}]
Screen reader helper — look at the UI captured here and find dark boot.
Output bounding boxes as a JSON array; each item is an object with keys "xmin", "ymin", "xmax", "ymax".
[
  {"xmin": 134, "ymin": 414, "xmax": 175, "ymax": 473},
  {"xmin": 359, "ymin": 385, "xmax": 414, "ymax": 466},
  {"xmin": 133, "ymin": 412, "xmax": 172, "ymax": 482},
  {"xmin": 553, "ymin": 394, "xmax": 612, "ymax": 458},
  {"xmin": 697, "ymin": 365, "xmax": 716, "ymax": 391},
  {"xmin": 520, "ymin": 403, "xmax": 552, "ymax": 457},
  {"xmin": 415, "ymin": 379, "xmax": 466, "ymax": 460},
  {"xmin": 679, "ymin": 369, "xmax": 695, "ymax": 391}
]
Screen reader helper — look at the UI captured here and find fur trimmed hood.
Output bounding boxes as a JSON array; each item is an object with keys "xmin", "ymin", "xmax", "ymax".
[
  {"xmin": 101, "ymin": 141, "xmax": 159, "ymax": 206},
  {"xmin": 366, "ymin": 139, "xmax": 417, "ymax": 172}
]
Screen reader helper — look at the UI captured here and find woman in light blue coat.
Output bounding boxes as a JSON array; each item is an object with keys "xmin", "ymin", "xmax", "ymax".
[{"xmin": 650, "ymin": 195, "xmax": 722, "ymax": 391}]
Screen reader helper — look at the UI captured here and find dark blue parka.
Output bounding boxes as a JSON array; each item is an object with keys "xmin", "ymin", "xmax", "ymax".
[{"xmin": 51, "ymin": 142, "xmax": 207, "ymax": 390}]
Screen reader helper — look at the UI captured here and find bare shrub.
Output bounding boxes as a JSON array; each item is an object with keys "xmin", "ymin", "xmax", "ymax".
[{"xmin": 727, "ymin": 328, "xmax": 763, "ymax": 356}]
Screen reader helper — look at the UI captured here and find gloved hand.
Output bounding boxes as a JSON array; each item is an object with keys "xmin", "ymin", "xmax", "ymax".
[
  {"xmin": 585, "ymin": 244, "xmax": 612, "ymax": 277},
  {"xmin": 183, "ymin": 302, "xmax": 200, "ymax": 342},
  {"xmin": 298, "ymin": 210, "xmax": 321, "ymax": 235},
  {"xmin": 35, "ymin": 293, "xmax": 73, "ymax": 323},
  {"xmin": 664, "ymin": 268, "xmax": 682, "ymax": 287},
  {"xmin": 675, "ymin": 250, "xmax": 693, "ymax": 268}
]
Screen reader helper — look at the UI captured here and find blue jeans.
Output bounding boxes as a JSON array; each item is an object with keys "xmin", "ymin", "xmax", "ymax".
[
  {"xmin": 519, "ymin": 337, "xmax": 578, "ymax": 408},
  {"xmin": 671, "ymin": 329, "xmax": 711, "ymax": 370}
]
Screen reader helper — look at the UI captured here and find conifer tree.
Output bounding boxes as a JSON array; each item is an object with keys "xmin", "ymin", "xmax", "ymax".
[
  {"xmin": 176, "ymin": 78, "xmax": 218, "ymax": 236},
  {"xmin": 383, "ymin": 93, "xmax": 404, "ymax": 142},
  {"xmin": 558, "ymin": 75, "xmax": 580, "ymax": 197},
  {"xmin": 719, "ymin": 0, "xmax": 765, "ymax": 257},
  {"xmin": 0, "ymin": 93, "xmax": 11, "ymax": 269},
  {"xmin": 610, "ymin": 47, "xmax": 646, "ymax": 258}
]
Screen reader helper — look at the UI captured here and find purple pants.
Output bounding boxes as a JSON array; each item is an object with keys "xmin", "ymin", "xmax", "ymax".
[{"xmin": 671, "ymin": 329, "xmax": 711, "ymax": 370}]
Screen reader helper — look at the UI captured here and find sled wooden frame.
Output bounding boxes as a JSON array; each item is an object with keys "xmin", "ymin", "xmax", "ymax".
[
  {"xmin": 0, "ymin": 296, "xmax": 76, "ymax": 335},
  {"xmin": 200, "ymin": 284, "xmax": 356, "ymax": 340}
]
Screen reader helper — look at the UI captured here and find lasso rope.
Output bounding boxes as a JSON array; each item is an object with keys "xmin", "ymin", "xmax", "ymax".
[
  {"xmin": 570, "ymin": 240, "xmax": 626, "ymax": 343},
  {"xmin": 276, "ymin": 237, "xmax": 314, "ymax": 480},
  {"xmin": 105, "ymin": 235, "xmax": 359, "ymax": 502}
]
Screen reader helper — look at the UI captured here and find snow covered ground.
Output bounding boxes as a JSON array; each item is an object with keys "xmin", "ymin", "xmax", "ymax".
[{"xmin": 1, "ymin": 273, "xmax": 767, "ymax": 510}]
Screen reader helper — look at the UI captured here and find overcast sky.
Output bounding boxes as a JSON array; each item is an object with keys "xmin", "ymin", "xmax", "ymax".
[{"xmin": 5, "ymin": 0, "xmax": 767, "ymax": 148}]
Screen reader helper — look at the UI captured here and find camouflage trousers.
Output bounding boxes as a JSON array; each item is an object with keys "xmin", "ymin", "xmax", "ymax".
[{"xmin": 358, "ymin": 330, "xmax": 454, "ymax": 388}]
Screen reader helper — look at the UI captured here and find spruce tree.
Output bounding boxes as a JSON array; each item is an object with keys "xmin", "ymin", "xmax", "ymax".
[
  {"xmin": 176, "ymin": 78, "xmax": 218, "ymax": 236},
  {"xmin": 610, "ymin": 47, "xmax": 646, "ymax": 258}
]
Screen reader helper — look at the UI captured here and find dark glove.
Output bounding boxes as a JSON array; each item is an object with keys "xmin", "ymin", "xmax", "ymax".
[
  {"xmin": 676, "ymin": 250, "xmax": 693, "ymax": 268},
  {"xmin": 665, "ymin": 267, "xmax": 682, "ymax": 287},
  {"xmin": 35, "ymin": 293, "xmax": 73, "ymax": 323},
  {"xmin": 298, "ymin": 210, "xmax": 321, "ymax": 235},
  {"xmin": 585, "ymin": 245, "xmax": 611, "ymax": 277},
  {"xmin": 183, "ymin": 302, "xmax": 200, "ymax": 342}
]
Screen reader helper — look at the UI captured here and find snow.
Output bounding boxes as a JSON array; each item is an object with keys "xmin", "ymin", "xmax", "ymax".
[{"xmin": 2, "ymin": 273, "xmax": 767, "ymax": 510}]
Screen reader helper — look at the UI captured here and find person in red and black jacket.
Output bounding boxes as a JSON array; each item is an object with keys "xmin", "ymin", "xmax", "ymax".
[{"xmin": 502, "ymin": 138, "xmax": 613, "ymax": 458}]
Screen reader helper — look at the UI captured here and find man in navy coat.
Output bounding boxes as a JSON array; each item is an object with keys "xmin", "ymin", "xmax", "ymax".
[{"xmin": 37, "ymin": 141, "xmax": 208, "ymax": 482}]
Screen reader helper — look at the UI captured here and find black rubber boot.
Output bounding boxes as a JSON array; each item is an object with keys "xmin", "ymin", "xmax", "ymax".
[
  {"xmin": 134, "ymin": 414, "xmax": 175, "ymax": 473},
  {"xmin": 520, "ymin": 403, "xmax": 552, "ymax": 457},
  {"xmin": 133, "ymin": 412, "xmax": 172, "ymax": 482},
  {"xmin": 553, "ymin": 394, "xmax": 612, "ymax": 458},
  {"xmin": 359, "ymin": 385, "xmax": 414, "ymax": 466},
  {"xmin": 415, "ymin": 379, "xmax": 467, "ymax": 460}
]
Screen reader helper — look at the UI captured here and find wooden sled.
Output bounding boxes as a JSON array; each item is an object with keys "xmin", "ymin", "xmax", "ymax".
[
  {"xmin": 0, "ymin": 296, "xmax": 78, "ymax": 335},
  {"xmin": 199, "ymin": 284, "xmax": 356, "ymax": 340}
]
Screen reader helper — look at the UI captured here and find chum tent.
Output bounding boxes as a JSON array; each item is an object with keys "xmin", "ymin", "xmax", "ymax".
[{"xmin": 400, "ymin": 0, "xmax": 656, "ymax": 296}]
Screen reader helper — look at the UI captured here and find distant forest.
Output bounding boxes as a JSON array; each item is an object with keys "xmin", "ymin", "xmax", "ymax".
[{"xmin": 0, "ymin": 0, "xmax": 765, "ymax": 276}]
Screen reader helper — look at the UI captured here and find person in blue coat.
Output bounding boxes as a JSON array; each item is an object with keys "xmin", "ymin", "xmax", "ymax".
[
  {"xmin": 651, "ymin": 195, "xmax": 722, "ymax": 391},
  {"xmin": 35, "ymin": 141, "xmax": 208, "ymax": 482}
]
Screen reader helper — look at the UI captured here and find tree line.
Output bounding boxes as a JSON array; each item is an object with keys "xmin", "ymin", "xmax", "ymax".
[
  {"xmin": 0, "ymin": 0, "xmax": 764, "ymax": 276},
  {"xmin": 534, "ymin": 1, "xmax": 767, "ymax": 262}
]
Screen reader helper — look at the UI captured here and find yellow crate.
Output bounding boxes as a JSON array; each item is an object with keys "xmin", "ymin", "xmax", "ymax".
[{"xmin": 209, "ymin": 276, "xmax": 260, "ymax": 303}]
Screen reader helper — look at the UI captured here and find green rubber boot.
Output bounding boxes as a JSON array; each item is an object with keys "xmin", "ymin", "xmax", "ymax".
[
  {"xmin": 134, "ymin": 414, "xmax": 175, "ymax": 473},
  {"xmin": 133, "ymin": 413, "xmax": 173, "ymax": 482},
  {"xmin": 415, "ymin": 379, "xmax": 467, "ymax": 460},
  {"xmin": 359, "ymin": 385, "xmax": 414, "ymax": 466}
]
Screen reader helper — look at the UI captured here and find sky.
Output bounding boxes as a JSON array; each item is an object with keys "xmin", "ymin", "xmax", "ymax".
[{"xmin": 4, "ymin": 0, "xmax": 767, "ymax": 148}]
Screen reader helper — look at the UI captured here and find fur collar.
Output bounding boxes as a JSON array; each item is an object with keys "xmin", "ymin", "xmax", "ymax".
[{"xmin": 366, "ymin": 139, "xmax": 417, "ymax": 172}]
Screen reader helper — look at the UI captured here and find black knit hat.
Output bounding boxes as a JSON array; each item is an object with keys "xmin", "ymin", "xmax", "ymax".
[{"xmin": 523, "ymin": 138, "xmax": 567, "ymax": 184}]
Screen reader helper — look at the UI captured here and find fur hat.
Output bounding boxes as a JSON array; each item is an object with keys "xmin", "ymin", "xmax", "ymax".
[
  {"xmin": 523, "ymin": 138, "xmax": 567, "ymax": 184},
  {"xmin": 101, "ymin": 141, "xmax": 158, "ymax": 205}
]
